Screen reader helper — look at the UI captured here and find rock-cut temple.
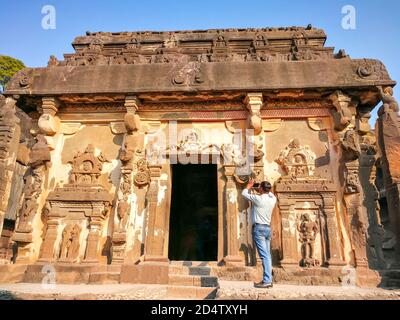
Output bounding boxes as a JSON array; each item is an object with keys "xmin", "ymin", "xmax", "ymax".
[{"xmin": 1, "ymin": 26, "xmax": 400, "ymax": 296}]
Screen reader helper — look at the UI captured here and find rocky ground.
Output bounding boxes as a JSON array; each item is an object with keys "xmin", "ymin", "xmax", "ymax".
[{"xmin": 1, "ymin": 281, "xmax": 400, "ymax": 300}]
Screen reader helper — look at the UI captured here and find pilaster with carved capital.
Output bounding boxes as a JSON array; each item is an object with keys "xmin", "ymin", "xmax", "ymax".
[
  {"xmin": 143, "ymin": 164, "xmax": 168, "ymax": 262},
  {"xmin": 223, "ymin": 164, "xmax": 243, "ymax": 266}
]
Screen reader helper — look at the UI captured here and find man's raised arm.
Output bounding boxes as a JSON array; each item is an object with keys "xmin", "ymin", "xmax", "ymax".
[{"xmin": 242, "ymin": 179, "xmax": 258, "ymax": 203}]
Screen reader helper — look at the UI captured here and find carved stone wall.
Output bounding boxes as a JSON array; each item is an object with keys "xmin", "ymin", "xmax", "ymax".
[
  {"xmin": 0, "ymin": 97, "xmax": 21, "ymax": 235},
  {"xmin": 111, "ymin": 97, "xmax": 149, "ymax": 264},
  {"xmin": 274, "ymin": 139, "xmax": 345, "ymax": 268},
  {"xmin": 376, "ymin": 86, "xmax": 400, "ymax": 268},
  {"xmin": 38, "ymin": 145, "xmax": 112, "ymax": 264}
]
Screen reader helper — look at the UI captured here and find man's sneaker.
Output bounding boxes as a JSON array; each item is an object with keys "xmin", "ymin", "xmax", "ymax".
[{"xmin": 254, "ymin": 281, "xmax": 273, "ymax": 288}]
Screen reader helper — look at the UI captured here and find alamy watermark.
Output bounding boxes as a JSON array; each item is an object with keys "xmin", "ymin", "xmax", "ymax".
[
  {"xmin": 341, "ymin": 265, "xmax": 357, "ymax": 287},
  {"xmin": 144, "ymin": 121, "xmax": 256, "ymax": 176},
  {"xmin": 341, "ymin": 5, "xmax": 356, "ymax": 30},
  {"xmin": 41, "ymin": 264, "xmax": 56, "ymax": 290},
  {"xmin": 41, "ymin": 5, "xmax": 56, "ymax": 30}
]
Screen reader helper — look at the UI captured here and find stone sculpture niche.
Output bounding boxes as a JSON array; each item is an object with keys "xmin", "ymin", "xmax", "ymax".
[
  {"xmin": 38, "ymin": 144, "xmax": 112, "ymax": 264},
  {"xmin": 59, "ymin": 224, "xmax": 81, "ymax": 262},
  {"xmin": 275, "ymin": 139, "xmax": 344, "ymax": 268},
  {"xmin": 297, "ymin": 213, "xmax": 320, "ymax": 267}
]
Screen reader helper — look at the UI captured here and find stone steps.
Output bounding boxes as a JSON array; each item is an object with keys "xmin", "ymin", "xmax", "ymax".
[
  {"xmin": 379, "ymin": 270, "xmax": 400, "ymax": 289},
  {"xmin": 380, "ymin": 270, "xmax": 400, "ymax": 279},
  {"xmin": 380, "ymin": 279, "xmax": 400, "ymax": 289},
  {"xmin": 166, "ymin": 285, "xmax": 218, "ymax": 299},
  {"xmin": 167, "ymin": 261, "xmax": 219, "ymax": 299},
  {"xmin": 169, "ymin": 274, "xmax": 218, "ymax": 287},
  {"xmin": 169, "ymin": 265, "xmax": 212, "ymax": 276}
]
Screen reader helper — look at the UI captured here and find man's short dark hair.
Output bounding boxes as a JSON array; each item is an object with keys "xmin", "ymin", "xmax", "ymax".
[{"xmin": 261, "ymin": 181, "xmax": 272, "ymax": 193}]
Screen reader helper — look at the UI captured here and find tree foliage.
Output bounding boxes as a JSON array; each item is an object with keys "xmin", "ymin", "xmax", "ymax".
[{"xmin": 0, "ymin": 55, "xmax": 26, "ymax": 92}]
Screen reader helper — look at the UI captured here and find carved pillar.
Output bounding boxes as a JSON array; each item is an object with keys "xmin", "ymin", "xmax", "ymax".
[
  {"xmin": 83, "ymin": 218, "xmax": 102, "ymax": 264},
  {"xmin": 38, "ymin": 204, "xmax": 63, "ymax": 262},
  {"xmin": 111, "ymin": 96, "xmax": 144, "ymax": 264},
  {"xmin": 143, "ymin": 164, "xmax": 168, "ymax": 262},
  {"xmin": 223, "ymin": 164, "xmax": 242, "ymax": 266},
  {"xmin": 278, "ymin": 199, "xmax": 299, "ymax": 267},
  {"xmin": 359, "ymin": 136, "xmax": 386, "ymax": 269},
  {"xmin": 12, "ymin": 134, "xmax": 51, "ymax": 263},
  {"xmin": 322, "ymin": 193, "xmax": 346, "ymax": 267},
  {"xmin": 244, "ymin": 93, "xmax": 264, "ymax": 266},
  {"xmin": 0, "ymin": 96, "xmax": 20, "ymax": 238},
  {"xmin": 38, "ymin": 222, "xmax": 59, "ymax": 262}
]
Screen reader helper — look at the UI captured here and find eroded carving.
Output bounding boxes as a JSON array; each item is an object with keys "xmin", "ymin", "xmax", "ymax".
[
  {"xmin": 15, "ymin": 135, "xmax": 50, "ymax": 233},
  {"xmin": 275, "ymin": 139, "xmax": 316, "ymax": 177},
  {"xmin": 69, "ymin": 144, "xmax": 109, "ymax": 185},
  {"xmin": 59, "ymin": 224, "xmax": 81, "ymax": 262},
  {"xmin": 38, "ymin": 145, "xmax": 111, "ymax": 263},
  {"xmin": 297, "ymin": 213, "xmax": 320, "ymax": 267}
]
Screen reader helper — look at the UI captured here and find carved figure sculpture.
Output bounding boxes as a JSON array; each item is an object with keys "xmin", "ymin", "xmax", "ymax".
[
  {"xmin": 117, "ymin": 196, "xmax": 131, "ymax": 231},
  {"xmin": 297, "ymin": 213, "xmax": 320, "ymax": 267},
  {"xmin": 59, "ymin": 225, "xmax": 73, "ymax": 260},
  {"xmin": 59, "ymin": 224, "xmax": 81, "ymax": 262},
  {"xmin": 69, "ymin": 224, "xmax": 81, "ymax": 261},
  {"xmin": 378, "ymin": 86, "xmax": 399, "ymax": 113}
]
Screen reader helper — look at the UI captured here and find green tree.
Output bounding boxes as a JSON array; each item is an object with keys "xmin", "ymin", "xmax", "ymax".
[{"xmin": 0, "ymin": 55, "xmax": 26, "ymax": 92}]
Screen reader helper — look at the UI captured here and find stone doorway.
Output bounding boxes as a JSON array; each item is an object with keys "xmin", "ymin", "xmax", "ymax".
[{"xmin": 168, "ymin": 164, "xmax": 218, "ymax": 261}]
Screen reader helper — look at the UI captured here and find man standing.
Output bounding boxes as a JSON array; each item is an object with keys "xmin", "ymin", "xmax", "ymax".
[{"xmin": 242, "ymin": 180, "xmax": 276, "ymax": 288}]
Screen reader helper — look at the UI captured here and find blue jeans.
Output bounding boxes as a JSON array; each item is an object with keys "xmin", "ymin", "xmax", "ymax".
[{"xmin": 253, "ymin": 223, "xmax": 272, "ymax": 284}]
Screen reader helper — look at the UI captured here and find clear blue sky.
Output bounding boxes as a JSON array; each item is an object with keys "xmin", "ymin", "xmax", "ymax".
[{"xmin": 1, "ymin": 0, "xmax": 399, "ymax": 123}]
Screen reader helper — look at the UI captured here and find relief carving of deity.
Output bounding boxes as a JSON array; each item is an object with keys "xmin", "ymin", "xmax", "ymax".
[
  {"xmin": 69, "ymin": 144, "xmax": 109, "ymax": 185},
  {"xmin": 297, "ymin": 213, "xmax": 320, "ymax": 267},
  {"xmin": 275, "ymin": 139, "xmax": 316, "ymax": 178},
  {"xmin": 59, "ymin": 224, "xmax": 81, "ymax": 262}
]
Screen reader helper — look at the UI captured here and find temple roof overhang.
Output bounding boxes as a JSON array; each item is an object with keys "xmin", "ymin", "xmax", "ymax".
[
  {"xmin": 4, "ymin": 27, "xmax": 396, "ymax": 98},
  {"xmin": 4, "ymin": 59, "xmax": 395, "ymax": 96}
]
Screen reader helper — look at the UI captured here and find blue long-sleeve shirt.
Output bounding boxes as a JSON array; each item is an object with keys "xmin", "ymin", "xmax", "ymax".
[{"xmin": 242, "ymin": 188, "xmax": 276, "ymax": 225}]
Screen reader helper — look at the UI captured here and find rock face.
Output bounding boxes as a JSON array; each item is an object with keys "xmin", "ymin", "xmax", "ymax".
[
  {"xmin": 0, "ymin": 26, "xmax": 399, "ymax": 289},
  {"xmin": 376, "ymin": 88, "xmax": 400, "ymax": 269}
]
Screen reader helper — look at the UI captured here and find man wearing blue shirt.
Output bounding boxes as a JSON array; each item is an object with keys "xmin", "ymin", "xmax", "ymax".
[{"xmin": 242, "ymin": 179, "xmax": 276, "ymax": 288}]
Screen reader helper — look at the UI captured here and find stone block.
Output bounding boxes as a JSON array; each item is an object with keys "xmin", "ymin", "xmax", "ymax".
[{"xmin": 120, "ymin": 263, "xmax": 169, "ymax": 284}]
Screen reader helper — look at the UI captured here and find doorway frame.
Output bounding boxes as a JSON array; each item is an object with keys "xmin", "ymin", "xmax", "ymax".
[{"xmin": 164, "ymin": 153, "xmax": 225, "ymax": 263}]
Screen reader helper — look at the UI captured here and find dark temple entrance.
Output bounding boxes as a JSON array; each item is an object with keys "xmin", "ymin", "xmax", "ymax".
[{"xmin": 168, "ymin": 164, "xmax": 218, "ymax": 261}]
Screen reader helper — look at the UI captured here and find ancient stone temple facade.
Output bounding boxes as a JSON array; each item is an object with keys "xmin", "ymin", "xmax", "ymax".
[{"xmin": 0, "ymin": 27, "xmax": 399, "ymax": 290}]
